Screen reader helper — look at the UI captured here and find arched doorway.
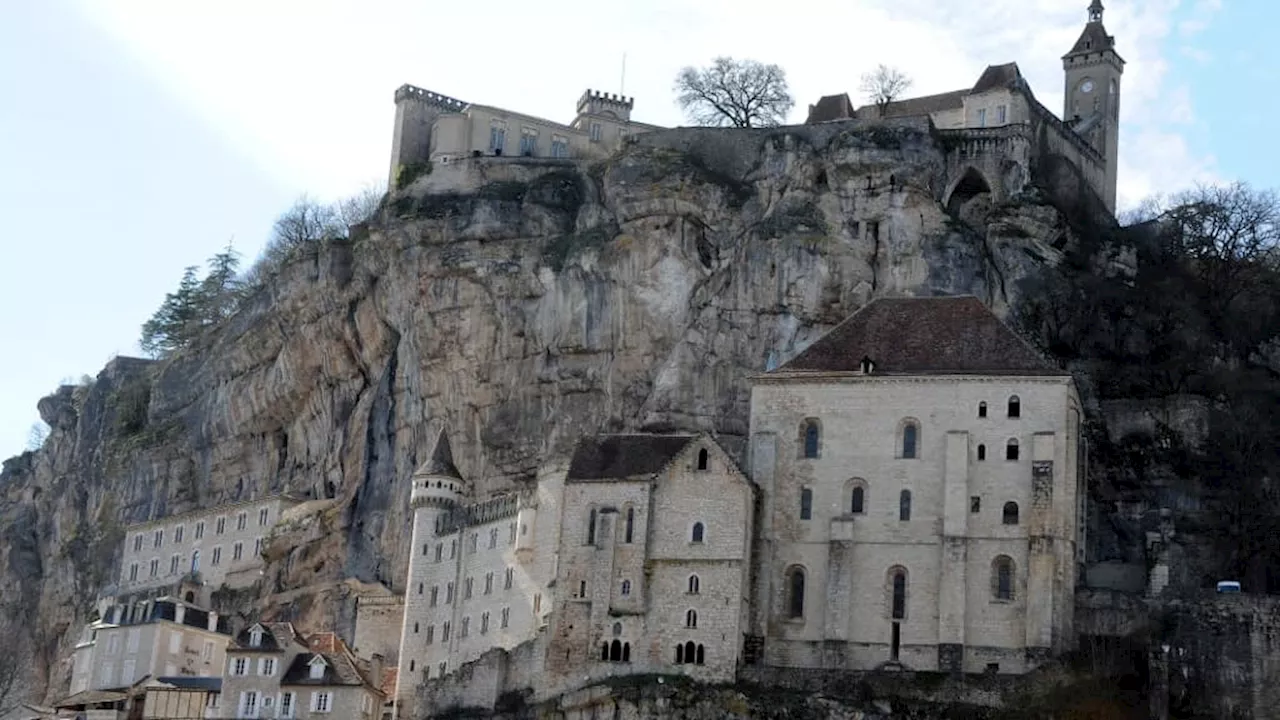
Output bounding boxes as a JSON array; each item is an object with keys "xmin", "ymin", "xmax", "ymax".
[{"xmin": 945, "ymin": 167, "xmax": 992, "ymax": 216}]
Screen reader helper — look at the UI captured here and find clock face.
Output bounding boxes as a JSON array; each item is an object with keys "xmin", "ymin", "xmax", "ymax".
[{"xmin": 1081, "ymin": 80, "xmax": 1095, "ymax": 94}]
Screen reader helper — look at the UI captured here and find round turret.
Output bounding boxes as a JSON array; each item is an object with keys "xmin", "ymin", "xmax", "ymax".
[{"xmin": 410, "ymin": 429, "xmax": 466, "ymax": 509}]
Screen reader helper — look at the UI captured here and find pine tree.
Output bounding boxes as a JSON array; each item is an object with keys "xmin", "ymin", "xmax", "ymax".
[
  {"xmin": 140, "ymin": 266, "xmax": 203, "ymax": 356},
  {"xmin": 199, "ymin": 243, "xmax": 242, "ymax": 324}
]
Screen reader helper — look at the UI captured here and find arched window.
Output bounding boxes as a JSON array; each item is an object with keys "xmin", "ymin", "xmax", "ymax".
[
  {"xmin": 624, "ymin": 506, "xmax": 634, "ymax": 544},
  {"xmin": 800, "ymin": 488, "xmax": 813, "ymax": 520},
  {"xmin": 902, "ymin": 422, "xmax": 919, "ymax": 459},
  {"xmin": 609, "ymin": 639, "xmax": 622, "ymax": 661},
  {"xmin": 1006, "ymin": 439, "xmax": 1020, "ymax": 461},
  {"xmin": 190, "ymin": 550, "xmax": 200, "ymax": 573},
  {"xmin": 889, "ymin": 567, "xmax": 908, "ymax": 619},
  {"xmin": 851, "ymin": 485, "xmax": 865, "ymax": 514},
  {"xmin": 993, "ymin": 556, "xmax": 1015, "ymax": 600},
  {"xmin": 686, "ymin": 609, "xmax": 698, "ymax": 628},
  {"xmin": 977, "ymin": 444, "xmax": 987, "ymax": 461},
  {"xmin": 697, "ymin": 448, "xmax": 709, "ymax": 471},
  {"xmin": 1007, "ymin": 395, "xmax": 1021, "ymax": 418},
  {"xmin": 675, "ymin": 644, "xmax": 684, "ymax": 663},
  {"xmin": 1002, "ymin": 502, "xmax": 1020, "ymax": 525},
  {"xmin": 684, "ymin": 641, "xmax": 696, "ymax": 664},
  {"xmin": 978, "ymin": 401, "xmax": 988, "ymax": 418},
  {"xmin": 587, "ymin": 508, "xmax": 597, "ymax": 545},
  {"xmin": 787, "ymin": 566, "xmax": 805, "ymax": 618},
  {"xmin": 800, "ymin": 419, "xmax": 821, "ymax": 458},
  {"xmin": 695, "ymin": 644, "xmax": 705, "ymax": 665},
  {"xmin": 601, "ymin": 642, "xmax": 610, "ymax": 661},
  {"xmin": 899, "ymin": 490, "xmax": 912, "ymax": 521},
  {"xmin": 620, "ymin": 579, "xmax": 632, "ymax": 596},
  {"xmin": 688, "ymin": 574, "xmax": 700, "ymax": 594},
  {"xmin": 691, "ymin": 522, "xmax": 705, "ymax": 543},
  {"xmin": 622, "ymin": 642, "xmax": 631, "ymax": 662},
  {"xmin": 612, "ymin": 622, "xmax": 622, "ymax": 636}
]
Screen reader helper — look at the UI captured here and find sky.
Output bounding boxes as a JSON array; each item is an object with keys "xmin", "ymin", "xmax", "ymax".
[{"xmin": 0, "ymin": 0, "xmax": 1274, "ymax": 459}]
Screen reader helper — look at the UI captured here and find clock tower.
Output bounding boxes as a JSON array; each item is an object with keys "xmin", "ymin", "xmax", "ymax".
[{"xmin": 1063, "ymin": 0, "xmax": 1124, "ymax": 211}]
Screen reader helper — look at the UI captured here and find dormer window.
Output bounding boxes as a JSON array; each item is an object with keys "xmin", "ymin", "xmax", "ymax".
[
  {"xmin": 308, "ymin": 656, "xmax": 326, "ymax": 680},
  {"xmin": 248, "ymin": 626, "xmax": 263, "ymax": 648}
]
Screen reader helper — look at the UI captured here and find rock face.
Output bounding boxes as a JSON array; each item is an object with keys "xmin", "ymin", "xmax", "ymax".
[{"xmin": 0, "ymin": 121, "xmax": 1079, "ymax": 704}]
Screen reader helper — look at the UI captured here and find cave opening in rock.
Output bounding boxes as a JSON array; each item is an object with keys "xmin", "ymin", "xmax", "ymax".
[{"xmin": 946, "ymin": 167, "xmax": 992, "ymax": 215}]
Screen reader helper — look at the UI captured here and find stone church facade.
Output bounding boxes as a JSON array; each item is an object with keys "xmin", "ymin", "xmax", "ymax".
[{"xmin": 747, "ymin": 296, "xmax": 1084, "ymax": 674}]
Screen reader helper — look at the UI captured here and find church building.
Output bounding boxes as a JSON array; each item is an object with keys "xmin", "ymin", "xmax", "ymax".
[{"xmin": 747, "ymin": 296, "xmax": 1085, "ymax": 674}]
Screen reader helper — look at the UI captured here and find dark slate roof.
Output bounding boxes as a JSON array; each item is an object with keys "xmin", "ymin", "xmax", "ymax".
[
  {"xmin": 806, "ymin": 93, "xmax": 856, "ymax": 124},
  {"xmin": 415, "ymin": 429, "xmax": 462, "ymax": 480},
  {"xmin": 1065, "ymin": 21, "xmax": 1121, "ymax": 60},
  {"xmin": 281, "ymin": 651, "xmax": 365, "ymax": 687},
  {"xmin": 775, "ymin": 296, "xmax": 1065, "ymax": 376},
  {"xmin": 970, "ymin": 63, "xmax": 1023, "ymax": 94},
  {"xmin": 156, "ymin": 677, "xmax": 222, "ymax": 692},
  {"xmin": 230, "ymin": 622, "xmax": 301, "ymax": 652},
  {"xmin": 855, "ymin": 89, "xmax": 968, "ymax": 120},
  {"xmin": 566, "ymin": 435, "xmax": 698, "ymax": 481}
]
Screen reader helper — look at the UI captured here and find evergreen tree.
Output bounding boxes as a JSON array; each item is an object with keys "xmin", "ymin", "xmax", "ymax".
[
  {"xmin": 140, "ymin": 266, "xmax": 203, "ymax": 356},
  {"xmin": 199, "ymin": 243, "xmax": 242, "ymax": 324}
]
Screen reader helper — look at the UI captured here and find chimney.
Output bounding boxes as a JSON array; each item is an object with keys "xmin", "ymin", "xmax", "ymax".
[
  {"xmin": 207, "ymin": 611, "xmax": 219, "ymax": 633},
  {"xmin": 175, "ymin": 602, "xmax": 186, "ymax": 625},
  {"xmin": 370, "ymin": 653, "xmax": 385, "ymax": 693}
]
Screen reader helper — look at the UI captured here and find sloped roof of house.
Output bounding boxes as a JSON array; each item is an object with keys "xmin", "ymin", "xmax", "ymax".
[
  {"xmin": 280, "ymin": 633, "xmax": 375, "ymax": 688},
  {"xmin": 414, "ymin": 429, "xmax": 462, "ymax": 480},
  {"xmin": 1065, "ymin": 20, "xmax": 1122, "ymax": 60},
  {"xmin": 54, "ymin": 690, "xmax": 128, "ymax": 709},
  {"xmin": 806, "ymin": 93, "xmax": 857, "ymax": 123},
  {"xmin": 970, "ymin": 63, "xmax": 1024, "ymax": 94},
  {"xmin": 566, "ymin": 435, "xmax": 699, "ymax": 481},
  {"xmin": 379, "ymin": 668, "xmax": 399, "ymax": 697},
  {"xmin": 774, "ymin": 296, "xmax": 1064, "ymax": 376},
  {"xmin": 230, "ymin": 622, "xmax": 303, "ymax": 652},
  {"xmin": 855, "ymin": 89, "xmax": 969, "ymax": 120},
  {"xmin": 154, "ymin": 677, "xmax": 222, "ymax": 692}
]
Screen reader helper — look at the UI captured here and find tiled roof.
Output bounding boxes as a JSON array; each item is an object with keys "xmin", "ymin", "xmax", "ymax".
[
  {"xmin": 566, "ymin": 435, "xmax": 698, "ymax": 481},
  {"xmin": 775, "ymin": 296, "xmax": 1064, "ymax": 376},
  {"xmin": 970, "ymin": 63, "xmax": 1023, "ymax": 94},
  {"xmin": 307, "ymin": 632, "xmax": 339, "ymax": 654},
  {"xmin": 230, "ymin": 622, "xmax": 302, "ymax": 652},
  {"xmin": 415, "ymin": 429, "xmax": 462, "ymax": 480},
  {"xmin": 379, "ymin": 668, "xmax": 399, "ymax": 697},
  {"xmin": 856, "ymin": 89, "xmax": 968, "ymax": 120},
  {"xmin": 806, "ymin": 93, "xmax": 856, "ymax": 123}
]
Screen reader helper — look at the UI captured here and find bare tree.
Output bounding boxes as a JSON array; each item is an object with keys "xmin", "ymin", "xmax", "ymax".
[
  {"xmin": 271, "ymin": 195, "xmax": 345, "ymax": 250},
  {"xmin": 674, "ymin": 57, "xmax": 794, "ymax": 128},
  {"xmin": 860, "ymin": 64, "xmax": 913, "ymax": 116},
  {"xmin": 336, "ymin": 183, "xmax": 387, "ymax": 229},
  {"xmin": 25, "ymin": 421, "xmax": 49, "ymax": 452}
]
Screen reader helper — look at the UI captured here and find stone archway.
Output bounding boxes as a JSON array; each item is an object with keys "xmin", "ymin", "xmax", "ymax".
[{"xmin": 944, "ymin": 167, "xmax": 993, "ymax": 216}]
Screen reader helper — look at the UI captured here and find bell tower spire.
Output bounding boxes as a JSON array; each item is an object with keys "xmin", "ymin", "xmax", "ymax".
[{"xmin": 1063, "ymin": 0, "xmax": 1125, "ymax": 212}]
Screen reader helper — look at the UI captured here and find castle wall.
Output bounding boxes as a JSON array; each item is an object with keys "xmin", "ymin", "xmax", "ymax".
[
  {"xmin": 354, "ymin": 594, "xmax": 404, "ymax": 664},
  {"xmin": 749, "ymin": 375, "xmax": 1079, "ymax": 674}
]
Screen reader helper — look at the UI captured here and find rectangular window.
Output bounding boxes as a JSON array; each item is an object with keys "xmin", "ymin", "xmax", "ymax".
[
  {"xmin": 311, "ymin": 692, "xmax": 332, "ymax": 713},
  {"xmin": 489, "ymin": 123, "xmax": 506, "ymax": 153},
  {"xmin": 203, "ymin": 641, "xmax": 214, "ymax": 661},
  {"xmin": 121, "ymin": 658, "xmax": 136, "ymax": 683},
  {"xmin": 280, "ymin": 693, "xmax": 294, "ymax": 719},
  {"xmin": 485, "ymin": 572, "xmax": 493, "ymax": 595},
  {"xmin": 800, "ymin": 488, "xmax": 813, "ymax": 520},
  {"xmin": 489, "ymin": 528, "xmax": 498, "ymax": 549},
  {"xmin": 450, "ymin": 540, "xmax": 457, "ymax": 559},
  {"xmin": 259, "ymin": 508, "xmax": 269, "ymax": 526},
  {"xmin": 469, "ymin": 533, "xmax": 478, "ymax": 553},
  {"xmin": 434, "ymin": 543, "xmax": 443, "ymax": 562},
  {"xmin": 971, "ymin": 496, "xmax": 981, "ymax": 513},
  {"xmin": 430, "ymin": 586, "xmax": 438, "ymax": 606},
  {"xmin": 461, "ymin": 617, "xmax": 470, "ymax": 638},
  {"xmin": 240, "ymin": 691, "xmax": 258, "ymax": 719},
  {"xmin": 169, "ymin": 555, "xmax": 180, "ymax": 574},
  {"xmin": 128, "ymin": 564, "xmax": 138, "ymax": 582},
  {"xmin": 194, "ymin": 521, "xmax": 204, "ymax": 540},
  {"xmin": 107, "ymin": 634, "xmax": 120, "ymax": 654},
  {"xmin": 533, "ymin": 593, "xmax": 542, "ymax": 615},
  {"xmin": 509, "ymin": 522, "xmax": 517, "ymax": 544},
  {"xmin": 169, "ymin": 631, "xmax": 181, "ymax": 654},
  {"xmin": 149, "ymin": 558, "xmax": 158, "ymax": 577},
  {"xmin": 551, "ymin": 135, "xmax": 569, "ymax": 158},
  {"xmin": 501, "ymin": 607, "xmax": 510, "ymax": 628},
  {"xmin": 446, "ymin": 582, "xmax": 454, "ymax": 603},
  {"xmin": 174, "ymin": 525, "xmax": 184, "ymax": 543},
  {"xmin": 465, "ymin": 577, "xmax": 473, "ymax": 599},
  {"xmin": 997, "ymin": 104, "xmax": 1007, "ymax": 124},
  {"xmin": 212, "ymin": 546, "xmax": 222, "ymax": 565},
  {"xmin": 519, "ymin": 128, "xmax": 538, "ymax": 156},
  {"xmin": 154, "ymin": 529, "xmax": 163, "ymax": 548},
  {"xmin": 133, "ymin": 534, "xmax": 143, "ymax": 552},
  {"xmin": 426, "ymin": 625, "xmax": 435, "ymax": 644},
  {"xmin": 237, "ymin": 512, "xmax": 247, "ymax": 531},
  {"xmin": 233, "ymin": 542, "xmax": 243, "ymax": 561},
  {"xmin": 442, "ymin": 622, "xmax": 451, "ymax": 641},
  {"xmin": 232, "ymin": 657, "xmax": 248, "ymax": 676},
  {"xmin": 254, "ymin": 537, "xmax": 262, "ymax": 556},
  {"xmin": 589, "ymin": 122, "xmax": 602, "ymax": 142},
  {"xmin": 216, "ymin": 517, "xmax": 225, "ymax": 535},
  {"xmin": 127, "ymin": 629, "xmax": 139, "ymax": 652},
  {"xmin": 504, "ymin": 567, "xmax": 513, "ymax": 590},
  {"xmin": 977, "ymin": 107, "xmax": 987, "ymax": 127},
  {"xmin": 481, "ymin": 612, "xmax": 490, "ymax": 634},
  {"xmin": 260, "ymin": 657, "xmax": 276, "ymax": 676}
]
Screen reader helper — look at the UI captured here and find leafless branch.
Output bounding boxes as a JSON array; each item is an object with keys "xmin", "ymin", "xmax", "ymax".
[{"xmin": 674, "ymin": 57, "xmax": 794, "ymax": 128}]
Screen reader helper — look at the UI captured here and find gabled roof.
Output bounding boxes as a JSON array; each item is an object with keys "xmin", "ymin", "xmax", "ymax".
[
  {"xmin": 230, "ymin": 622, "xmax": 302, "ymax": 652},
  {"xmin": 806, "ymin": 93, "xmax": 856, "ymax": 124},
  {"xmin": 856, "ymin": 89, "xmax": 969, "ymax": 120},
  {"xmin": 1065, "ymin": 20, "xmax": 1120, "ymax": 59},
  {"xmin": 566, "ymin": 435, "xmax": 698, "ymax": 481},
  {"xmin": 774, "ymin": 296, "xmax": 1065, "ymax": 376},
  {"xmin": 379, "ymin": 667, "xmax": 399, "ymax": 697},
  {"xmin": 970, "ymin": 63, "xmax": 1024, "ymax": 94},
  {"xmin": 415, "ymin": 429, "xmax": 462, "ymax": 480},
  {"xmin": 280, "ymin": 632, "xmax": 377, "ymax": 689}
]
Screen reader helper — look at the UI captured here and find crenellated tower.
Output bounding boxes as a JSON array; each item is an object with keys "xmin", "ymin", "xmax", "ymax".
[{"xmin": 1063, "ymin": 0, "xmax": 1124, "ymax": 211}]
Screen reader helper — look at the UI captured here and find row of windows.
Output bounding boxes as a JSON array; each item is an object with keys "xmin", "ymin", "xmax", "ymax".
[
  {"xmin": 784, "ymin": 556, "xmax": 1019, "ymax": 620},
  {"xmin": 488, "ymin": 122, "xmax": 577, "ymax": 158},
  {"xmin": 613, "ymin": 573, "xmax": 703, "ymax": 599},
  {"xmin": 423, "ymin": 522, "xmax": 519, "ymax": 563},
  {"xmin": 132, "ymin": 508, "xmax": 270, "ymax": 553},
  {"xmin": 126, "ymin": 539, "xmax": 260, "ymax": 582},
  {"xmin": 414, "ymin": 606, "xmax": 512, "ymax": 643},
  {"xmin": 596, "ymin": 640, "xmax": 706, "ymax": 666},
  {"xmin": 798, "ymin": 396, "xmax": 1023, "ymax": 460},
  {"xmin": 230, "ymin": 656, "xmax": 276, "ymax": 677},
  {"xmin": 582, "ymin": 450, "xmax": 713, "ymax": 547},
  {"xmin": 237, "ymin": 689, "xmax": 334, "ymax": 718},
  {"xmin": 417, "ymin": 567, "xmax": 517, "ymax": 605},
  {"xmin": 798, "ymin": 486, "xmax": 1021, "ymax": 524}
]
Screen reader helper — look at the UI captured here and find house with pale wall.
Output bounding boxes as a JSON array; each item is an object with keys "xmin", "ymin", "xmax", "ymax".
[
  {"xmin": 747, "ymin": 296, "xmax": 1084, "ymax": 674},
  {"xmin": 221, "ymin": 623, "xmax": 389, "ymax": 720},
  {"xmin": 67, "ymin": 597, "xmax": 231, "ymax": 695},
  {"xmin": 387, "ymin": 85, "xmax": 662, "ymax": 186},
  {"xmin": 806, "ymin": 1, "xmax": 1123, "ymax": 211},
  {"xmin": 114, "ymin": 496, "xmax": 300, "ymax": 608},
  {"xmin": 393, "ymin": 431, "xmax": 562, "ymax": 717},
  {"xmin": 545, "ymin": 435, "xmax": 755, "ymax": 687}
]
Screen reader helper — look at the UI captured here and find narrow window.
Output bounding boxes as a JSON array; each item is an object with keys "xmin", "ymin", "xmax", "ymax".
[
  {"xmin": 993, "ymin": 556, "xmax": 1015, "ymax": 600},
  {"xmin": 1002, "ymin": 502, "xmax": 1020, "ymax": 525},
  {"xmin": 899, "ymin": 490, "xmax": 912, "ymax": 521},
  {"xmin": 902, "ymin": 423, "xmax": 918, "ymax": 459},
  {"xmin": 684, "ymin": 641, "xmax": 696, "ymax": 664},
  {"xmin": 688, "ymin": 574, "xmax": 700, "ymax": 594},
  {"xmin": 587, "ymin": 508, "xmax": 597, "ymax": 545},
  {"xmin": 621, "ymin": 579, "xmax": 631, "ymax": 596},
  {"xmin": 623, "ymin": 642, "xmax": 631, "ymax": 662},
  {"xmin": 891, "ymin": 570, "xmax": 907, "ymax": 619},
  {"xmin": 978, "ymin": 401, "xmax": 988, "ymax": 418},
  {"xmin": 697, "ymin": 448, "xmax": 709, "ymax": 471},
  {"xmin": 686, "ymin": 609, "xmax": 698, "ymax": 628},
  {"xmin": 800, "ymin": 488, "xmax": 813, "ymax": 520},
  {"xmin": 675, "ymin": 644, "xmax": 684, "ymax": 664},
  {"xmin": 891, "ymin": 622, "xmax": 901, "ymax": 661},
  {"xmin": 970, "ymin": 496, "xmax": 981, "ymax": 513},
  {"xmin": 977, "ymin": 444, "xmax": 987, "ymax": 461},
  {"xmin": 802, "ymin": 419, "xmax": 820, "ymax": 459},
  {"xmin": 787, "ymin": 567, "xmax": 805, "ymax": 618},
  {"xmin": 695, "ymin": 644, "xmax": 705, "ymax": 665},
  {"xmin": 1006, "ymin": 439, "xmax": 1020, "ymax": 461},
  {"xmin": 851, "ymin": 486, "xmax": 865, "ymax": 514},
  {"xmin": 624, "ymin": 506, "xmax": 634, "ymax": 544},
  {"xmin": 691, "ymin": 522, "xmax": 705, "ymax": 543},
  {"xmin": 997, "ymin": 104, "xmax": 1007, "ymax": 124},
  {"xmin": 1007, "ymin": 395, "xmax": 1021, "ymax": 418},
  {"xmin": 977, "ymin": 107, "xmax": 987, "ymax": 127}
]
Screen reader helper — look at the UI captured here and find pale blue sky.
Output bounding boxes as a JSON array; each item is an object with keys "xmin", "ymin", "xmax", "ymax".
[{"xmin": 0, "ymin": 0, "xmax": 1272, "ymax": 458}]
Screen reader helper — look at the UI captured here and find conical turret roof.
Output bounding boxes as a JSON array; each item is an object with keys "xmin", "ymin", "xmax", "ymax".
[{"xmin": 415, "ymin": 428, "xmax": 463, "ymax": 480}]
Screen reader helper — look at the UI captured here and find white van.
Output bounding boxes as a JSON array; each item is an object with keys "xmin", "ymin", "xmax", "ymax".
[{"xmin": 1216, "ymin": 580, "xmax": 1242, "ymax": 593}]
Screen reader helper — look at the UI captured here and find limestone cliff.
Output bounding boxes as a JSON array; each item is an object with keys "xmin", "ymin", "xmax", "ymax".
[{"xmin": 0, "ymin": 120, "xmax": 1082, "ymax": 705}]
